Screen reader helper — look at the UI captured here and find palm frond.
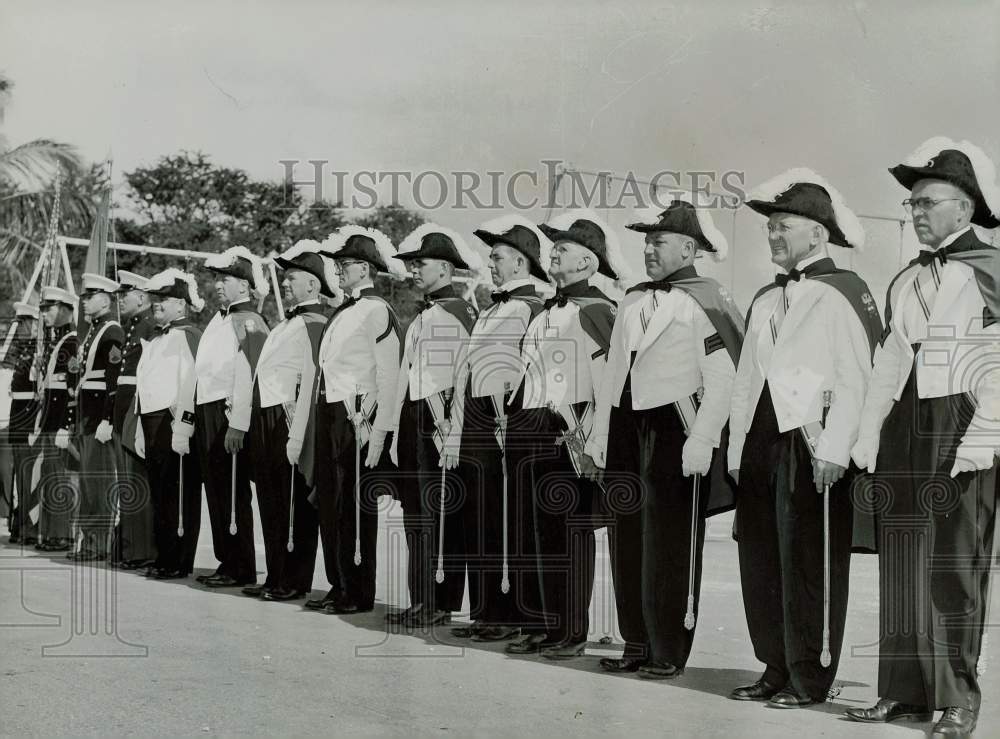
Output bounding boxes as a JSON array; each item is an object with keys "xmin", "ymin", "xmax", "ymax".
[{"xmin": 0, "ymin": 139, "xmax": 84, "ymax": 193}]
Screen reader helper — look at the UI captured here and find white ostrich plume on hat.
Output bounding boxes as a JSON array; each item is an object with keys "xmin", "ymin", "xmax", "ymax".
[
  {"xmin": 398, "ymin": 223, "xmax": 484, "ymax": 273},
  {"xmin": 750, "ymin": 168, "xmax": 866, "ymax": 251},
  {"xmin": 205, "ymin": 245, "xmax": 270, "ymax": 297},
  {"xmin": 146, "ymin": 268, "xmax": 205, "ymax": 312},
  {"xmin": 321, "ymin": 226, "xmax": 407, "ymax": 279},
  {"xmin": 476, "ymin": 214, "xmax": 552, "ymax": 277},
  {"xmin": 630, "ymin": 191, "xmax": 729, "ymax": 262},
  {"xmin": 545, "ymin": 208, "xmax": 633, "ymax": 283},
  {"xmin": 279, "ymin": 239, "xmax": 339, "ymax": 295},
  {"xmin": 902, "ymin": 136, "xmax": 1000, "ymax": 221}
]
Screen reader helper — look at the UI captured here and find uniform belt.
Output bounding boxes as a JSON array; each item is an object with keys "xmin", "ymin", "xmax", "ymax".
[
  {"xmin": 47, "ymin": 381, "xmax": 67, "ymax": 390},
  {"xmin": 81, "ymin": 381, "xmax": 107, "ymax": 390},
  {"xmin": 11, "ymin": 391, "xmax": 35, "ymax": 400},
  {"xmin": 83, "ymin": 370, "xmax": 106, "ymax": 380},
  {"xmin": 117, "ymin": 376, "xmax": 137, "ymax": 386}
]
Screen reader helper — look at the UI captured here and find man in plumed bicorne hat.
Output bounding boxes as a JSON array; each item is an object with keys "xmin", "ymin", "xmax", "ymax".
[
  {"xmin": 728, "ymin": 170, "xmax": 882, "ymax": 708},
  {"xmin": 846, "ymin": 138, "xmax": 1000, "ymax": 738},
  {"xmin": 195, "ymin": 247, "xmax": 271, "ymax": 588},
  {"xmin": 388, "ymin": 224, "xmax": 481, "ymax": 627},
  {"xmin": 289, "ymin": 226, "xmax": 404, "ymax": 615},
  {"xmin": 584, "ymin": 195, "xmax": 744, "ymax": 676},
  {"xmin": 443, "ymin": 215, "xmax": 549, "ymax": 641}
]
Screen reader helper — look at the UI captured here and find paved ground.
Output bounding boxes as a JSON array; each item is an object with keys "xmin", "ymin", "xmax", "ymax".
[{"xmin": 1, "ymin": 502, "xmax": 997, "ymax": 738}]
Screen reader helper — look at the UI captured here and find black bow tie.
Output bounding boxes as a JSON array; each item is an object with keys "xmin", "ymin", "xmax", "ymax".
[
  {"xmin": 154, "ymin": 324, "xmax": 171, "ymax": 336},
  {"xmin": 418, "ymin": 297, "xmax": 437, "ymax": 312},
  {"xmin": 915, "ymin": 249, "xmax": 948, "ymax": 268},
  {"xmin": 543, "ymin": 293, "xmax": 570, "ymax": 310},
  {"xmin": 339, "ymin": 296, "xmax": 358, "ymax": 311},
  {"xmin": 491, "ymin": 290, "xmax": 511, "ymax": 304},
  {"xmin": 628, "ymin": 279, "xmax": 673, "ymax": 295},
  {"xmin": 775, "ymin": 268, "xmax": 805, "ymax": 288}
]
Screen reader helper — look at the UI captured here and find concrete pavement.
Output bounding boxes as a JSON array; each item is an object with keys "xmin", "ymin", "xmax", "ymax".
[{"xmin": 1, "ymin": 502, "xmax": 997, "ymax": 737}]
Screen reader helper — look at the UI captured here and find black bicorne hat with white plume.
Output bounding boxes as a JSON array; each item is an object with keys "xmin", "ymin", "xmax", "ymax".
[
  {"xmin": 274, "ymin": 239, "xmax": 338, "ymax": 298},
  {"xmin": 626, "ymin": 192, "xmax": 729, "ymax": 262},
  {"xmin": 538, "ymin": 209, "xmax": 630, "ymax": 281},
  {"xmin": 320, "ymin": 226, "xmax": 407, "ymax": 278},
  {"xmin": 145, "ymin": 268, "xmax": 205, "ymax": 311},
  {"xmin": 473, "ymin": 214, "xmax": 551, "ymax": 282},
  {"xmin": 889, "ymin": 136, "xmax": 1000, "ymax": 229},
  {"xmin": 745, "ymin": 168, "xmax": 865, "ymax": 250},
  {"xmin": 204, "ymin": 246, "xmax": 270, "ymax": 297}
]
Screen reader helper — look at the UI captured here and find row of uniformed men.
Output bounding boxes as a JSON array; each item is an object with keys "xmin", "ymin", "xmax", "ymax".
[{"xmin": 3, "ymin": 135, "xmax": 997, "ymax": 737}]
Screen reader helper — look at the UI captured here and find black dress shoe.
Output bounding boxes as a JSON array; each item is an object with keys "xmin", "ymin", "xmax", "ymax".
[
  {"xmin": 195, "ymin": 570, "xmax": 223, "ymax": 584},
  {"xmin": 409, "ymin": 608, "xmax": 450, "ymax": 626},
  {"xmin": 144, "ymin": 566, "xmax": 159, "ymax": 578},
  {"xmin": 204, "ymin": 574, "xmax": 246, "ymax": 588},
  {"xmin": 599, "ymin": 657, "xmax": 645, "ymax": 673},
  {"xmin": 262, "ymin": 588, "xmax": 306, "ymax": 602},
  {"xmin": 385, "ymin": 605, "xmax": 418, "ymax": 625},
  {"xmin": 304, "ymin": 590, "xmax": 339, "ymax": 611},
  {"xmin": 472, "ymin": 625, "xmax": 519, "ymax": 642},
  {"xmin": 9, "ymin": 534, "xmax": 21, "ymax": 544},
  {"xmin": 767, "ymin": 687, "xmax": 818, "ymax": 709},
  {"xmin": 154, "ymin": 568, "xmax": 186, "ymax": 580},
  {"xmin": 326, "ymin": 601, "xmax": 374, "ymax": 615},
  {"xmin": 931, "ymin": 706, "xmax": 977, "ymax": 738},
  {"xmin": 449, "ymin": 621, "xmax": 486, "ymax": 638},
  {"xmin": 541, "ymin": 639, "xmax": 587, "ymax": 660},
  {"xmin": 844, "ymin": 698, "xmax": 932, "ymax": 723},
  {"xmin": 241, "ymin": 584, "xmax": 267, "ymax": 597},
  {"xmin": 637, "ymin": 661, "xmax": 684, "ymax": 680},
  {"xmin": 506, "ymin": 633, "xmax": 553, "ymax": 655},
  {"xmin": 730, "ymin": 677, "xmax": 784, "ymax": 701}
]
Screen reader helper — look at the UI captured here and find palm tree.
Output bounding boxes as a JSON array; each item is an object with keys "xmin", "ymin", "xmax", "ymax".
[{"xmin": 0, "ymin": 74, "xmax": 92, "ymax": 295}]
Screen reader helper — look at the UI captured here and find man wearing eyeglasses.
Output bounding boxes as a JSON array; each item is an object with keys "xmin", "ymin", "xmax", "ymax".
[
  {"xmin": 728, "ymin": 170, "xmax": 882, "ymax": 709},
  {"xmin": 846, "ymin": 139, "xmax": 1000, "ymax": 739}
]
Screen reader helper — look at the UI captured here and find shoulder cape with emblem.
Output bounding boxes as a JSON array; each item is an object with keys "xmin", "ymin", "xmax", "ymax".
[
  {"xmin": 751, "ymin": 269, "xmax": 883, "ymax": 358},
  {"xmin": 230, "ymin": 310, "xmax": 270, "ymax": 372},
  {"xmin": 571, "ymin": 286, "xmax": 616, "ymax": 355},
  {"xmin": 432, "ymin": 296, "xmax": 478, "ymax": 334},
  {"xmin": 670, "ymin": 276, "xmax": 745, "ymax": 364}
]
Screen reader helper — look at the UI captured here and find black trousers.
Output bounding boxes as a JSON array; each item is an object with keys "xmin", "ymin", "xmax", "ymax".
[
  {"xmin": 396, "ymin": 395, "xmax": 465, "ymax": 613},
  {"xmin": 249, "ymin": 404, "xmax": 318, "ymax": 593},
  {"xmin": 37, "ymin": 434, "xmax": 75, "ymax": 543},
  {"xmin": 527, "ymin": 406, "xmax": 599, "ymax": 644},
  {"xmin": 874, "ymin": 364, "xmax": 996, "ymax": 712},
  {"xmin": 76, "ymin": 432, "xmax": 117, "ymax": 556},
  {"xmin": 11, "ymin": 436, "xmax": 40, "ymax": 541},
  {"xmin": 112, "ymin": 433, "xmax": 156, "ymax": 563},
  {"xmin": 314, "ymin": 399, "xmax": 383, "ymax": 608},
  {"xmin": 606, "ymin": 400, "xmax": 710, "ymax": 666},
  {"xmin": 195, "ymin": 400, "xmax": 255, "ymax": 581},
  {"xmin": 736, "ymin": 385, "xmax": 853, "ymax": 700},
  {"xmin": 141, "ymin": 411, "xmax": 202, "ymax": 574},
  {"xmin": 459, "ymin": 394, "xmax": 513, "ymax": 624}
]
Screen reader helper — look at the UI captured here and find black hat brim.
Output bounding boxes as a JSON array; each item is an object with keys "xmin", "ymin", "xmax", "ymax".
[
  {"xmin": 396, "ymin": 246, "xmax": 471, "ymax": 271},
  {"xmin": 889, "ymin": 164, "xmax": 1000, "ymax": 229},
  {"xmin": 274, "ymin": 257, "xmax": 336, "ymax": 299},
  {"xmin": 537, "ymin": 225, "xmax": 618, "ymax": 279},
  {"xmin": 473, "ymin": 229, "xmax": 549, "ymax": 282},
  {"xmin": 744, "ymin": 199, "xmax": 851, "ymax": 248}
]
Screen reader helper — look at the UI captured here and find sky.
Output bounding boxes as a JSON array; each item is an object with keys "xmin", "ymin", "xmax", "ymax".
[{"xmin": 2, "ymin": 0, "xmax": 999, "ymax": 307}]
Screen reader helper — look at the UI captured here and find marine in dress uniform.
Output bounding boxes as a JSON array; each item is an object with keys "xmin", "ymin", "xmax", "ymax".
[
  {"xmin": 584, "ymin": 197, "xmax": 744, "ymax": 676},
  {"xmin": 136, "ymin": 269, "xmax": 205, "ymax": 579},
  {"xmin": 108, "ymin": 271, "xmax": 158, "ymax": 569},
  {"xmin": 33, "ymin": 286, "xmax": 78, "ymax": 552},
  {"xmin": 65, "ymin": 273, "xmax": 125, "ymax": 561},
  {"xmin": 728, "ymin": 171, "xmax": 882, "ymax": 707},
  {"xmin": 2, "ymin": 302, "xmax": 40, "ymax": 544},
  {"xmin": 444, "ymin": 216, "xmax": 549, "ymax": 641},
  {"xmin": 289, "ymin": 227, "xmax": 404, "ymax": 615},
  {"xmin": 845, "ymin": 139, "xmax": 1000, "ymax": 739},
  {"xmin": 502, "ymin": 210, "xmax": 623, "ymax": 657},
  {"xmin": 195, "ymin": 247, "xmax": 270, "ymax": 588},
  {"xmin": 243, "ymin": 240, "xmax": 334, "ymax": 601},
  {"xmin": 390, "ymin": 224, "xmax": 481, "ymax": 627}
]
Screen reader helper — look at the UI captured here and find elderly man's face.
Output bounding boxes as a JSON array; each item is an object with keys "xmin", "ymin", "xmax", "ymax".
[
  {"xmin": 547, "ymin": 241, "xmax": 592, "ymax": 283},
  {"xmin": 766, "ymin": 213, "xmax": 819, "ymax": 271},
  {"xmin": 488, "ymin": 244, "xmax": 525, "ymax": 287},
  {"xmin": 643, "ymin": 232, "xmax": 693, "ymax": 281},
  {"xmin": 909, "ymin": 179, "xmax": 971, "ymax": 247},
  {"xmin": 282, "ymin": 268, "xmax": 318, "ymax": 305}
]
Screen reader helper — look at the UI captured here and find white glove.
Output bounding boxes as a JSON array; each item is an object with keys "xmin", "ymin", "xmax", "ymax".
[
  {"xmin": 54, "ymin": 429, "xmax": 70, "ymax": 450},
  {"xmin": 286, "ymin": 437, "xmax": 303, "ymax": 466},
  {"xmin": 95, "ymin": 420, "xmax": 113, "ymax": 444},
  {"xmin": 365, "ymin": 429, "xmax": 387, "ymax": 468},
  {"xmin": 27, "ymin": 432, "xmax": 39, "ymax": 447},
  {"xmin": 171, "ymin": 434, "xmax": 190, "ymax": 456},
  {"xmin": 950, "ymin": 443, "xmax": 996, "ymax": 478},
  {"xmin": 441, "ymin": 432, "xmax": 461, "ymax": 470},
  {"xmin": 851, "ymin": 436, "xmax": 879, "ymax": 474},
  {"xmin": 681, "ymin": 435, "xmax": 714, "ymax": 477}
]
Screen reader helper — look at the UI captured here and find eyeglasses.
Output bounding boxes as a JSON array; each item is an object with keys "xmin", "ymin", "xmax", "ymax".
[
  {"xmin": 902, "ymin": 197, "xmax": 964, "ymax": 214},
  {"xmin": 335, "ymin": 259, "xmax": 365, "ymax": 273}
]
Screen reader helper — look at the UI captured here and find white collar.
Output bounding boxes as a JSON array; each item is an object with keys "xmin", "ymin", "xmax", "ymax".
[
  {"xmin": 922, "ymin": 225, "xmax": 972, "ymax": 253},
  {"xmin": 776, "ymin": 249, "xmax": 828, "ymax": 275},
  {"xmin": 350, "ymin": 281, "xmax": 374, "ymax": 299},
  {"xmin": 294, "ymin": 299, "xmax": 320, "ymax": 308},
  {"xmin": 496, "ymin": 278, "xmax": 534, "ymax": 292}
]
